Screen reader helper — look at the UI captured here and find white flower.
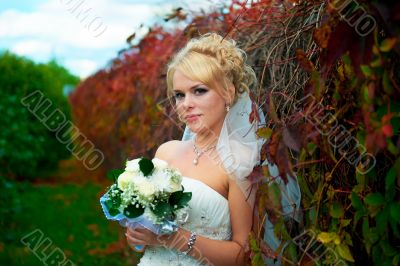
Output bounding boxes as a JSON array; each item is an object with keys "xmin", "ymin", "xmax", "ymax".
[
  {"xmin": 117, "ymin": 171, "xmax": 135, "ymax": 191},
  {"xmin": 125, "ymin": 158, "xmax": 141, "ymax": 173},
  {"xmin": 152, "ymin": 170, "xmax": 182, "ymax": 193},
  {"xmin": 135, "ymin": 178, "xmax": 156, "ymax": 199},
  {"xmin": 152, "ymin": 158, "xmax": 168, "ymax": 170},
  {"xmin": 169, "ymin": 181, "xmax": 182, "ymax": 193}
]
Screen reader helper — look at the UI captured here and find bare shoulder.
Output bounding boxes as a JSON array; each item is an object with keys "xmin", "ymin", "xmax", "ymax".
[{"xmin": 154, "ymin": 140, "xmax": 182, "ymax": 161}]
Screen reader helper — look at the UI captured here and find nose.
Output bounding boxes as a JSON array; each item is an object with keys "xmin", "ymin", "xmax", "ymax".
[{"xmin": 181, "ymin": 93, "xmax": 194, "ymax": 110}]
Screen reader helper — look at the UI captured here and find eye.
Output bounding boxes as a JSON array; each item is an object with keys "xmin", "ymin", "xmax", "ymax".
[
  {"xmin": 194, "ymin": 88, "xmax": 208, "ymax": 95},
  {"xmin": 173, "ymin": 92, "xmax": 184, "ymax": 100}
]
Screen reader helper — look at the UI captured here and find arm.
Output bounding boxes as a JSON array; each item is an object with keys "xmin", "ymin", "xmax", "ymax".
[
  {"xmin": 127, "ymin": 141, "xmax": 253, "ymax": 265},
  {"xmin": 160, "ymin": 177, "xmax": 253, "ymax": 266},
  {"xmin": 126, "ymin": 178, "xmax": 253, "ymax": 265}
]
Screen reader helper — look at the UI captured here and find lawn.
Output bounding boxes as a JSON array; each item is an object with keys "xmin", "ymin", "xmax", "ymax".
[{"xmin": 0, "ymin": 179, "xmax": 142, "ymax": 265}]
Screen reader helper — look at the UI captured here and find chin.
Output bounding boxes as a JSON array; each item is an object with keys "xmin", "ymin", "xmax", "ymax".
[{"xmin": 186, "ymin": 122, "xmax": 207, "ymax": 134}]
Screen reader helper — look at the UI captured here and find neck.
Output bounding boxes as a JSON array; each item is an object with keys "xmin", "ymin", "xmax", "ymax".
[{"xmin": 195, "ymin": 128, "xmax": 220, "ymax": 149}]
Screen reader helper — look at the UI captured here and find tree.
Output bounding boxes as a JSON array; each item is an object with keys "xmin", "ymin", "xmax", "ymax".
[{"xmin": 0, "ymin": 51, "xmax": 80, "ymax": 179}]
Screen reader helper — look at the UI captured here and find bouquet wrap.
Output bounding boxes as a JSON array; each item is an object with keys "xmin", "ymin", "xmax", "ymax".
[{"xmin": 99, "ymin": 157, "xmax": 191, "ymax": 252}]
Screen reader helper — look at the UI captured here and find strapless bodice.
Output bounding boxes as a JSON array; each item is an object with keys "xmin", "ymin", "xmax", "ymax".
[{"xmin": 137, "ymin": 176, "xmax": 232, "ymax": 266}]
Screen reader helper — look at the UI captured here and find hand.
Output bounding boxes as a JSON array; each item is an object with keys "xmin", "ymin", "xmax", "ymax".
[{"xmin": 125, "ymin": 227, "xmax": 168, "ymax": 250}]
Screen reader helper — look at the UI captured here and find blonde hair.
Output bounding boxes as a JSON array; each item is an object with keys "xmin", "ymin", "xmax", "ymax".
[{"xmin": 166, "ymin": 33, "xmax": 256, "ymax": 105}]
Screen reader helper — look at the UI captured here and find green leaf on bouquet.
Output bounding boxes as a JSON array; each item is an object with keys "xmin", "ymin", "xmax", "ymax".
[
  {"xmin": 139, "ymin": 157, "xmax": 154, "ymax": 176},
  {"xmin": 107, "ymin": 169, "xmax": 124, "ymax": 182},
  {"xmin": 105, "ymin": 199, "xmax": 120, "ymax": 217},
  {"xmin": 153, "ymin": 202, "xmax": 172, "ymax": 218},
  {"xmin": 123, "ymin": 204, "xmax": 144, "ymax": 218},
  {"xmin": 111, "ymin": 195, "xmax": 121, "ymax": 207},
  {"xmin": 169, "ymin": 190, "xmax": 192, "ymax": 209}
]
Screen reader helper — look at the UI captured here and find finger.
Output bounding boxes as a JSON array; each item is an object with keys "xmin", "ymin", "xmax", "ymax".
[
  {"xmin": 127, "ymin": 229, "xmax": 146, "ymax": 239},
  {"xmin": 135, "ymin": 227, "xmax": 151, "ymax": 233},
  {"xmin": 125, "ymin": 233, "xmax": 146, "ymax": 246}
]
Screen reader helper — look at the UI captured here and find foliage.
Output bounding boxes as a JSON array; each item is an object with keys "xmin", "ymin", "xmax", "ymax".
[
  {"xmin": 69, "ymin": 28, "xmax": 187, "ymax": 172},
  {"xmin": 69, "ymin": 0, "xmax": 400, "ymax": 264},
  {"xmin": 0, "ymin": 52, "xmax": 80, "ymax": 179},
  {"xmin": 0, "ymin": 181, "xmax": 140, "ymax": 265},
  {"xmin": 238, "ymin": 1, "xmax": 400, "ymax": 265}
]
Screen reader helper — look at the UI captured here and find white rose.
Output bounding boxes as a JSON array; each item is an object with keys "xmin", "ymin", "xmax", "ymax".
[
  {"xmin": 152, "ymin": 158, "xmax": 168, "ymax": 170},
  {"xmin": 135, "ymin": 179, "xmax": 156, "ymax": 199},
  {"xmin": 153, "ymin": 171, "xmax": 182, "ymax": 193},
  {"xmin": 125, "ymin": 158, "xmax": 141, "ymax": 173},
  {"xmin": 117, "ymin": 171, "xmax": 135, "ymax": 191},
  {"xmin": 152, "ymin": 171, "xmax": 170, "ymax": 191},
  {"xmin": 169, "ymin": 181, "xmax": 182, "ymax": 193}
]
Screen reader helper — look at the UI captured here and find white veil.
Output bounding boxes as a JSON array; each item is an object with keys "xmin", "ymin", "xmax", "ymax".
[
  {"xmin": 181, "ymin": 91, "xmax": 301, "ymax": 264},
  {"xmin": 181, "ymin": 91, "xmax": 263, "ymax": 208}
]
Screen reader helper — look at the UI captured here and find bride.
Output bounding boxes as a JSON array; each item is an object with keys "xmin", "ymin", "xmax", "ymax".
[{"xmin": 125, "ymin": 33, "xmax": 264, "ymax": 265}]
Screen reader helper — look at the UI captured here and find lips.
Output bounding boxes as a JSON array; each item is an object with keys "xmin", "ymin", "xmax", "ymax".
[
  {"xmin": 185, "ymin": 114, "xmax": 200, "ymax": 122},
  {"xmin": 185, "ymin": 114, "xmax": 199, "ymax": 119}
]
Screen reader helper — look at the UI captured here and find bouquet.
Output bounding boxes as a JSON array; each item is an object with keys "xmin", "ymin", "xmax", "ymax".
[{"xmin": 100, "ymin": 157, "xmax": 192, "ymax": 251}]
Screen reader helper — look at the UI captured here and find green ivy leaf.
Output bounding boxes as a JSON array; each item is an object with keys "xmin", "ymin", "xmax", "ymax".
[
  {"xmin": 317, "ymin": 232, "xmax": 337, "ymax": 244},
  {"xmin": 330, "ymin": 202, "xmax": 344, "ymax": 218},
  {"xmin": 341, "ymin": 219, "xmax": 351, "ymax": 227},
  {"xmin": 351, "ymin": 191, "xmax": 363, "ymax": 210},
  {"xmin": 336, "ymin": 243, "xmax": 355, "ymax": 262},
  {"xmin": 107, "ymin": 169, "xmax": 124, "ymax": 182},
  {"xmin": 360, "ymin": 65, "xmax": 372, "ymax": 77},
  {"xmin": 390, "ymin": 203, "xmax": 400, "ymax": 223},
  {"xmin": 385, "ymin": 167, "xmax": 396, "ymax": 190},
  {"xmin": 393, "ymin": 254, "xmax": 400, "ymax": 265},
  {"xmin": 256, "ymin": 127, "xmax": 272, "ymax": 139},
  {"xmin": 123, "ymin": 204, "xmax": 144, "ymax": 218},
  {"xmin": 364, "ymin": 192, "xmax": 385, "ymax": 206},
  {"xmin": 138, "ymin": 157, "xmax": 154, "ymax": 176},
  {"xmin": 251, "ymin": 253, "xmax": 264, "ymax": 266},
  {"xmin": 376, "ymin": 208, "xmax": 389, "ymax": 234},
  {"xmin": 249, "ymin": 237, "xmax": 260, "ymax": 252},
  {"xmin": 382, "ymin": 71, "xmax": 393, "ymax": 94},
  {"xmin": 380, "ymin": 38, "xmax": 397, "ymax": 52}
]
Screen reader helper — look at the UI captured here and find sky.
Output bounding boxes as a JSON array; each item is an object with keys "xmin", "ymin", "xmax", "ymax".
[{"xmin": 0, "ymin": 0, "xmax": 223, "ymax": 79}]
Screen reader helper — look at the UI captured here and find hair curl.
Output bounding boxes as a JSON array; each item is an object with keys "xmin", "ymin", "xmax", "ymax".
[{"xmin": 166, "ymin": 33, "xmax": 256, "ymax": 105}]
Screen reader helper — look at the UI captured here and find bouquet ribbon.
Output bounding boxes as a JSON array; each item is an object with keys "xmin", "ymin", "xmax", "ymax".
[{"xmin": 100, "ymin": 194, "xmax": 180, "ymax": 252}]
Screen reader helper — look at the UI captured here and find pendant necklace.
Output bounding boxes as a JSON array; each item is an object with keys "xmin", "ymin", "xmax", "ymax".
[{"xmin": 192, "ymin": 137, "xmax": 216, "ymax": 165}]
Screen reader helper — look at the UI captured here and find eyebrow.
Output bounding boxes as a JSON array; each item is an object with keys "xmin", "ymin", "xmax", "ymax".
[{"xmin": 172, "ymin": 84, "xmax": 205, "ymax": 93}]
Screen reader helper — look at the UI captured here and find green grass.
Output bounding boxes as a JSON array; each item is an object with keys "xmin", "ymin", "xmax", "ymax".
[{"xmin": 0, "ymin": 179, "xmax": 142, "ymax": 265}]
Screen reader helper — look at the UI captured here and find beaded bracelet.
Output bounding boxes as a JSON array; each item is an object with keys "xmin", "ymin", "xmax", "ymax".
[{"xmin": 182, "ymin": 231, "xmax": 197, "ymax": 255}]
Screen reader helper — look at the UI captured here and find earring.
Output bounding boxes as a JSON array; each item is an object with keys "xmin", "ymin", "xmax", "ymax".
[{"xmin": 225, "ymin": 104, "xmax": 230, "ymax": 112}]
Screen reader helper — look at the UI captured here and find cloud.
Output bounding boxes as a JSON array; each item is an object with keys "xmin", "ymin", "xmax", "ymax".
[
  {"xmin": 0, "ymin": 0, "xmax": 228, "ymax": 78},
  {"xmin": 12, "ymin": 40, "xmax": 53, "ymax": 58},
  {"xmin": 64, "ymin": 58, "xmax": 99, "ymax": 78},
  {"xmin": 0, "ymin": 0, "xmax": 173, "ymax": 78}
]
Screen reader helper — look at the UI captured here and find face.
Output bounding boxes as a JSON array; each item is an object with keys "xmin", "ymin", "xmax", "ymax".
[{"xmin": 172, "ymin": 70, "xmax": 228, "ymax": 137}]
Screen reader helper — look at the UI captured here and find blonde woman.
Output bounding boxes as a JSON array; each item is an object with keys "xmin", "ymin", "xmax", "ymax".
[{"xmin": 126, "ymin": 33, "xmax": 264, "ymax": 266}]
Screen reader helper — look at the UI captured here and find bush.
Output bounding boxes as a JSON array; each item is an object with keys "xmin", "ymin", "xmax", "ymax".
[{"xmin": 0, "ymin": 52, "xmax": 80, "ymax": 179}]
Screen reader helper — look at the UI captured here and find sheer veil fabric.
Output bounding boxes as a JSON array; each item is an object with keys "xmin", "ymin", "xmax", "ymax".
[
  {"xmin": 182, "ymin": 91, "xmax": 262, "ymax": 208},
  {"xmin": 181, "ymin": 91, "xmax": 301, "ymax": 264}
]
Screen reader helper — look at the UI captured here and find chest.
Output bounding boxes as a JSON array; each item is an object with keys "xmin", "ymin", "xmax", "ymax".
[{"xmin": 168, "ymin": 148, "xmax": 229, "ymax": 200}]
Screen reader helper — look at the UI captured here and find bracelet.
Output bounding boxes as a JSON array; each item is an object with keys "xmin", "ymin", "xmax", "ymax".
[{"xmin": 182, "ymin": 231, "xmax": 197, "ymax": 255}]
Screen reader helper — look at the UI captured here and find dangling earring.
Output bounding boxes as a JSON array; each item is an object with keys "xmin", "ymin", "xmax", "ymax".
[{"xmin": 225, "ymin": 104, "xmax": 230, "ymax": 112}]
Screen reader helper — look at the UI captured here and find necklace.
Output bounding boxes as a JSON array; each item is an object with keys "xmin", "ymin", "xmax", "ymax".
[{"xmin": 192, "ymin": 138, "xmax": 216, "ymax": 165}]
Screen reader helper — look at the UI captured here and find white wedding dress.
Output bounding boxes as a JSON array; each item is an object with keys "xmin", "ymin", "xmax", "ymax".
[{"xmin": 137, "ymin": 176, "xmax": 232, "ymax": 266}]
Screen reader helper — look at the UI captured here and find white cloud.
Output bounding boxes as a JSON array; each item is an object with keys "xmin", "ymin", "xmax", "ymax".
[
  {"xmin": 0, "ymin": 0, "xmax": 229, "ymax": 78},
  {"xmin": 64, "ymin": 58, "xmax": 99, "ymax": 78},
  {"xmin": 12, "ymin": 40, "xmax": 53, "ymax": 58},
  {"xmin": 0, "ymin": 0, "xmax": 169, "ymax": 78}
]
